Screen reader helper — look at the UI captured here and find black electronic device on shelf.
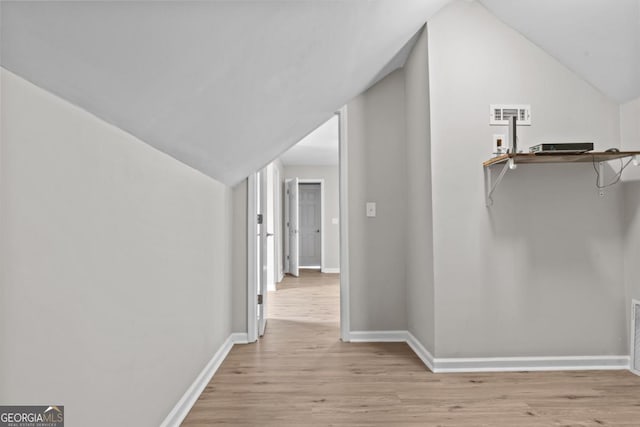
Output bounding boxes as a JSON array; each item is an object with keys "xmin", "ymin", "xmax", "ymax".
[{"xmin": 529, "ymin": 142, "xmax": 594, "ymax": 154}]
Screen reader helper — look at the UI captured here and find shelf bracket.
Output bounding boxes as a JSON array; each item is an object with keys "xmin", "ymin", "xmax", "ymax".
[
  {"xmin": 598, "ymin": 161, "xmax": 605, "ymax": 197},
  {"xmin": 484, "ymin": 160, "xmax": 511, "ymax": 207}
]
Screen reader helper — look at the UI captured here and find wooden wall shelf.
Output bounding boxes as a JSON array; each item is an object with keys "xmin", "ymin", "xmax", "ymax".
[
  {"xmin": 482, "ymin": 151, "xmax": 640, "ymax": 206},
  {"xmin": 483, "ymin": 152, "xmax": 640, "ymax": 167}
]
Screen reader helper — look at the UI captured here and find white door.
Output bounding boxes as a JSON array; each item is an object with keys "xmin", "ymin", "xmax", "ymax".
[
  {"xmin": 266, "ymin": 164, "xmax": 276, "ymax": 292},
  {"xmin": 284, "ymin": 179, "xmax": 290, "ymax": 275},
  {"xmin": 273, "ymin": 167, "xmax": 281, "ymax": 285},
  {"xmin": 299, "ymin": 183, "xmax": 321, "ymax": 267},
  {"xmin": 286, "ymin": 178, "xmax": 299, "ymax": 277},
  {"xmin": 257, "ymin": 168, "xmax": 269, "ymax": 336}
]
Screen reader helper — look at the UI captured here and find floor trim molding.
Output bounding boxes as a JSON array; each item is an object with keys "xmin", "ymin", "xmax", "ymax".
[
  {"xmin": 230, "ymin": 332, "xmax": 249, "ymax": 344},
  {"xmin": 354, "ymin": 330, "xmax": 630, "ymax": 373},
  {"xmin": 160, "ymin": 333, "xmax": 244, "ymax": 427},
  {"xmin": 321, "ymin": 268, "xmax": 340, "ymax": 274},
  {"xmin": 349, "ymin": 330, "xmax": 408, "ymax": 342},
  {"xmin": 432, "ymin": 355, "xmax": 630, "ymax": 373},
  {"xmin": 406, "ymin": 332, "xmax": 435, "ymax": 372}
]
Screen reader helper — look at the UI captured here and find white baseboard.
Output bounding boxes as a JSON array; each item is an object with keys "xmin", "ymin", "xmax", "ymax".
[
  {"xmin": 230, "ymin": 332, "xmax": 249, "ymax": 344},
  {"xmin": 321, "ymin": 268, "xmax": 340, "ymax": 274},
  {"xmin": 406, "ymin": 332, "xmax": 435, "ymax": 372},
  {"xmin": 349, "ymin": 330, "xmax": 408, "ymax": 342},
  {"xmin": 160, "ymin": 333, "xmax": 246, "ymax": 427},
  {"xmin": 432, "ymin": 355, "xmax": 630, "ymax": 373},
  {"xmin": 354, "ymin": 330, "xmax": 630, "ymax": 373}
]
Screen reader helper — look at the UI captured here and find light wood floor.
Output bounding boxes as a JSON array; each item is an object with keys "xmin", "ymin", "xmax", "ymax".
[{"xmin": 183, "ymin": 270, "xmax": 640, "ymax": 426}]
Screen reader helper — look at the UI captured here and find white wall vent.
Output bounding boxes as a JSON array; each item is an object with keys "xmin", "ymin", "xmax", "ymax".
[
  {"xmin": 490, "ymin": 104, "xmax": 531, "ymax": 126},
  {"xmin": 632, "ymin": 299, "xmax": 640, "ymax": 375}
]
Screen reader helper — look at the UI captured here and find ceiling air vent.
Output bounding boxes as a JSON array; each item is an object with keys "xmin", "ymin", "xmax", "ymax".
[{"xmin": 490, "ymin": 104, "xmax": 531, "ymax": 126}]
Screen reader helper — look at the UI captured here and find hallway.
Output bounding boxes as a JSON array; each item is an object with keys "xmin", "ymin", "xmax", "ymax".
[{"xmin": 183, "ymin": 271, "xmax": 640, "ymax": 426}]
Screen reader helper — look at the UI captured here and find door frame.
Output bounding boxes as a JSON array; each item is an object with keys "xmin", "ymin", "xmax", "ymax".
[
  {"xmin": 247, "ymin": 107, "xmax": 350, "ymax": 342},
  {"xmin": 283, "ymin": 177, "xmax": 300, "ymax": 277},
  {"xmin": 247, "ymin": 173, "xmax": 258, "ymax": 343},
  {"xmin": 258, "ymin": 168, "xmax": 268, "ymax": 336},
  {"xmin": 248, "ymin": 167, "xmax": 275, "ymax": 341},
  {"xmin": 297, "ymin": 179, "xmax": 325, "ymax": 271},
  {"xmin": 274, "ymin": 167, "xmax": 283, "ymax": 284},
  {"xmin": 337, "ymin": 106, "xmax": 350, "ymax": 342},
  {"xmin": 266, "ymin": 164, "xmax": 276, "ymax": 292}
]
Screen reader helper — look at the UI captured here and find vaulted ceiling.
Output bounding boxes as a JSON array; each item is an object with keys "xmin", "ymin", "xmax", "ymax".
[
  {"xmin": 0, "ymin": 0, "xmax": 449, "ymax": 185},
  {"xmin": 479, "ymin": 0, "xmax": 640, "ymax": 103},
  {"xmin": 2, "ymin": 1, "xmax": 638, "ymax": 185},
  {"xmin": 280, "ymin": 115, "xmax": 339, "ymax": 167}
]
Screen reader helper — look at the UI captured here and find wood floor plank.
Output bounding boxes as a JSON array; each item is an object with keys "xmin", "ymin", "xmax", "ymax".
[{"xmin": 182, "ymin": 270, "xmax": 640, "ymax": 426}]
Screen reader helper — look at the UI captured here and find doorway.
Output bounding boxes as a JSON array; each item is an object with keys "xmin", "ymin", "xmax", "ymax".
[
  {"xmin": 284, "ymin": 179, "xmax": 326, "ymax": 274},
  {"xmin": 298, "ymin": 182, "xmax": 322, "ymax": 268},
  {"xmin": 247, "ymin": 108, "xmax": 349, "ymax": 342}
]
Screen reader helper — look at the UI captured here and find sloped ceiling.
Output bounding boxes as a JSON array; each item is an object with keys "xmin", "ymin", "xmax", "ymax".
[
  {"xmin": 0, "ymin": 0, "xmax": 449, "ymax": 185},
  {"xmin": 479, "ymin": 0, "xmax": 640, "ymax": 103},
  {"xmin": 280, "ymin": 115, "xmax": 339, "ymax": 166}
]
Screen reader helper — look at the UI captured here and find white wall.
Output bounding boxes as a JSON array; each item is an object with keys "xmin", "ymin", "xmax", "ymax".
[
  {"xmin": 622, "ymin": 97, "xmax": 640, "ymax": 304},
  {"xmin": 0, "ymin": 68, "xmax": 234, "ymax": 426},
  {"xmin": 621, "ymin": 97, "xmax": 640, "ymax": 151},
  {"xmin": 345, "ymin": 27, "xmax": 436, "ymax": 343},
  {"xmin": 404, "ymin": 27, "xmax": 436, "ymax": 352},
  {"xmin": 429, "ymin": 1, "xmax": 626, "ymax": 357},
  {"xmin": 347, "ymin": 70, "xmax": 408, "ymax": 331},
  {"xmin": 283, "ymin": 165, "xmax": 340, "ymax": 272},
  {"xmin": 620, "ymin": 95, "xmax": 640, "ymax": 183}
]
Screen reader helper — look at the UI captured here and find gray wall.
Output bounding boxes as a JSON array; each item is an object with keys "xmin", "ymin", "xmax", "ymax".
[
  {"xmin": 0, "ymin": 68, "xmax": 234, "ymax": 426},
  {"xmin": 429, "ymin": 1, "xmax": 626, "ymax": 357},
  {"xmin": 624, "ymin": 183, "xmax": 640, "ymax": 304},
  {"xmin": 344, "ymin": 26, "xmax": 437, "ymax": 345},
  {"xmin": 284, "ymin": 165, "xmax": 340, "ymax": 271},
  {"xmin": 622, "ymin": 97, "xmax": 640, "ymax": 304},
  {"xmin": 404, "ymin": 27, "xmax": 436, "ymax": 352},
  {"xmin": 621, "ymin": 97, "xmax": 640, "ymax": 182},
  {"xmin": 347, "ymin": 70, "xmax": 408, "ymax": 331}
]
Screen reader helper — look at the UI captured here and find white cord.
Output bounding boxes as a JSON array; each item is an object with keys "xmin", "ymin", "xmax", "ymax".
[{"xmin": 592, "ymin": 156, "xmax": 633, "ymax": 189}]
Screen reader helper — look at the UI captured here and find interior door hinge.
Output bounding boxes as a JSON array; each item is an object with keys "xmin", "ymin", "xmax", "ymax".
[
  {"xmin": 257, "ymin": 214, "xmax": 263, "ymax": 225},
  {"xmin": 257, "ymin": 294, "xmax": 263, "ymax": 305}
]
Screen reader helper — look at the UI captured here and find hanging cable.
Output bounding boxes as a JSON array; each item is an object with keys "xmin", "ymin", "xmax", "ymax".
[{"xmin": 592, "ymin": 155, "xmax": 633, "ymax": 189}]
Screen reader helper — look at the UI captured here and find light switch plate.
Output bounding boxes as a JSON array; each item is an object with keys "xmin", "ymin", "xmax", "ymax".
[
  {"xmin": 331, "ymin": 217, "xmax": 339, "ymax": 225},
  {"xmin": 493, "ymin": 134, "xmax": 507, "ymax": 154},
  {"xmin": 366, "ymin": 202, "xmax": 376, "ymax": 217}
]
